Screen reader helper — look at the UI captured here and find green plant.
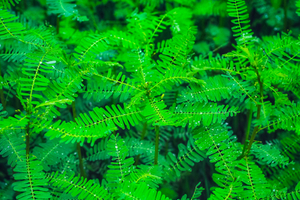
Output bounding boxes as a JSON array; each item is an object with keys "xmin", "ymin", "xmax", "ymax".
[{"xmin": 0, "ymin": 0, "xmax": 300, "ymax": 199}]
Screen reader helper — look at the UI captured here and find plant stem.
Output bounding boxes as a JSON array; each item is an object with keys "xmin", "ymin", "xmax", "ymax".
[
  {"xmin": 154, "ymin": 125, "xmax": 159, "ymax": 165},
  {"xmin": 72, "ymin": 101, "xmax": 87, "ymax": 178},
  {"xmin": 135, "ymin": 122, "xmax": 147, "ymax": 166},
  {"xmin": 238, "ymin": 104, "xmax": 253, "ymax": 159},
  {"xmin": 245, "ymin": 68, "xmax": 264, "ymax": 155},
  {"xmin": 284, "ymin": 0, "xmax": 288, "ymax": 32},
  {"xmin": 56, "ymin": 16, "xmax": 60, "ymax": 34},
  {"xmin": 0, "ymin": 68, "xmax": 6, "ymax": 111},
  {"xmin": 26, "ymin": 122, "xmax": 30, "ymax": 155}
]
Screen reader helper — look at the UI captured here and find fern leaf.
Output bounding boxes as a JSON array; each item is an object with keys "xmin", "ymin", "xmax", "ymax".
[
  {"xmin": 149, "ymin": 68, "xmax": 205, "ymax": 96},
  {"xmin": 164, "ymin": 138, "xmax": 206, "ymax": 179},
  {"xmin": 173, "ymin": 102, "xmax": 239, "ymax": 127},
  {"xmin": 296, "ymin": 0, "xmax": 300, "ymax": 17},
  {"xmin": 0, "ymin": 43, "xmax": 30, "ymax": 62},
  {"xmin": 250, "ymin": 143, "xmax": 290, "ymax": 167},
  {"xmin": 119, "ymin": 182, "xmax": 171, "ymax": 200},
  {"xmin": 0, "ymin": 7, "xmax": 26, "ymax": 40},
  {"xmin": 0, "ymin": 114, "xmax": 29, "ymax": 135},
  {"xmin": 237, "ymin": 156, "xmax": 271, "ymax": 199},
  {"xmin": 47, "ymin": 0, "xmax": 88, "ymax": 22},
  {"xmin": 227, "ymin": 0, "xmax": 254, "ymax": 46},
  {"xmin": 125, "ymin": 137, "xmax": 155, "ymax": 158},
  {"xmin": 12, "ymin": 154, "xmax": 52, "ymax": 200},
  {"xmin": 74, "ymin": 33, "xmax": 109, "ymax": 61},
  {"xmin": 0, "ymin": 131, "xmax": 25, "ymax": 167},
  {"xmin": 142, "ymin": 99, "xmax": 175, "ymax": 126},
  {"xmin": 179, "ymin": 76, "xmax": 232, "ymax": 103},
  {"xmin": 193, "ymin": 124, "xmax": 243, "ymax": 199},
  {"xmin": 40, "ymin": 66, "xmax": 92, "ymax": 120},
  {"xmin": 86, "ymin": 137, "xmax": 110, "ymax": 161},
  {"xmin": 106, "ymin": 134, "xmax": 135, "ymax": 188},
  {"xmin": 32, "ymin": 118, "xmax": 112, "ymax": 146},
  {"xmin": 0, "ymin": 0, "xmax": 21, "ymax": 9},
  {"xmin": 0, "ymin": 103, "xmax": 7, "ymax": 119},
  {"xmin": 255, "ymin": 103, "xmax": 300, "ymax": 133},
  {"xmin": 20, "ymin": 52, "xmax": 57, "ymax": 107},
  {"xmin": 268, "ymin": 163, "xmax": 300, "ymax": 190},
  {"xmin": 47, "ymin": 171, "xmax": 111, "ymax": 199},
  {"xmin": 155, "ymin": 27, "xmax": 197, "ymax": 69},
  {"xmin": 130, "ymin": 165, "xmax": 162, "ymax": 189},
  {"xmin": 33, "ymin": 138, "xmax": 75, "ymax": 171},
  {"xmin": 191, "ymin": 182, "xmax": 204, "ymax": 200},
  {"xmin": 75, "ymin": 103, "xmax": 142, "ymax": 130}
]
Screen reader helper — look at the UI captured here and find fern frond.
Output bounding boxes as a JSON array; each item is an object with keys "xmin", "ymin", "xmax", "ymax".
[
  {"xmin": 47, "ymin": 171, "xmax": 111, "ymax": 199},
  {"xmin": 0, "ymin": 103, "xmax": 7, "ymax": 119},
  {"xmin": 130, "ymin": 165, "xmax": 162, "ymax": 189},
  {"xmin": 33, "ymin": 138, "xmax": 75, "ymax": 171},
  {"xmin": 20, "ymin": 52, "xmax": 57, "ymax": 108},
  {"xmin": 82, "ymin": 78, "xmax": 131, "ymax": 103},
  {"xmin": 106, "ymin": 134, "xmax": 135, "ymax": 188},
  {"xmin": 0, "ymin": 0, "xmax": 21, "ymax": 9},
  {"xmin": 142, "ymin": 99, "xmax": 175, "ymax": 126},
  {"xmin": 33, "ymin": 115, "xmax": 113, "ymax": 145},
  {"xmin": 255, "ymin": 103, "xmax": 300, "ymax": 134},
  {"xmin": 163, "ymin": 138, "xmax": 206, "ymax": 180},
  {"xmin": 268, "ymin": 163, "xmax": 300, "ymax": 190},
  {"xmin": 273, "ymin": 133, "xmax": 300, "ymax": 160},
  {"xmin": 47, "ymin": 0, "xmax": 88, "ymax": 22},
  {"xmin": 0, "ymin": 114, "xmax": 29, "ymax": 135},
  {"xmin": 250, "ymin": 143, "xmax": 290, "ymax": 167},
  {"xmin": 0, "ymin": 43, "xmax": 30, "ymax": 62},
  {"xmin": 119, "ymin": 182, "xmax": 171, "ymax": 200},
  {"xmin": 238, "ymin": 156, "xmax": 271, "ymax": 199},
  {"xmin": 40, "ymin": 66, "xmax": 93, "ymax": 120},
  {"xmin": 227, "ymin": 0, "xmax": 254, "ymax": 46},
  {"xmin": 125, "ymin": 137, "xmax": 154, "ymax": 158},
  {"xmin": 193, "ymin": 124, "xmax": 243, "ymax": 199},
  {"xmin": 0, "ymin": 131, "xmax": 25, "ymax": 167},
  {"xmin": 86, "ymin": 137, "xmax": 110, "ymax": 161},
  {"xmin": 155, "ymin": 26, "xmax": 197, "ymax": 69},
  {"xmin": 92, "ymin": 68, "xmax": 142, "ymax": 94},
  {"xmin": 148, "ymin": 68, "xmax": 205, "ymax": 96},
  {"xmin": 190, "ymin": 182, "xmax": 204, "ymax": 200},
  {"xmin": 75, "ymin": 103, "xmax": 142, "ymax": 130},
  {"xmin": 262, "ymin": 182, "xmax": 300, "ymax": 200},
  {"xmin": 74, "ymin": 33, "xmax": 109, "ymax": 61},
  {"xmin": 0, "ymin": 65, "xmax": 22, "ymax": 90},
  {"xmin": 297, "ymin": 0, "xmax": 300, "ymax": 16},
  {"xmin": 179, "ymin": 76, "xmax": 232, "ymax": 103},
  {"xmin": 173, "ymin": 102, "xmax": 239, "ymax": 127},
  {"xmin": 13, "ymin": 154, "xmax": 52, "ymax": 200},
  {"xmin": 0, "ymin": 7, "xmax": 26, "ymax": 40}
]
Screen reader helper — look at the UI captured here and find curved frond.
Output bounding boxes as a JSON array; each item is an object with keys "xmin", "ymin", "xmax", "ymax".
[
  {"xmin": 227, "ymin": 0, "xmax": 254, "ymax": 46},
  {"xmin": 47, "ymin": 0, "xmax": 88, "ymax": 22},
  {"xmin": 47, "ymin": 171, "xmax": 111, "ymax": 199},
  {"xmin": 106, "ymin": 134, "xmax": 135, "ymax": 188},
  {"xmin": 13, "ymin": 155, "xmax": 52, "ymax": 200}
]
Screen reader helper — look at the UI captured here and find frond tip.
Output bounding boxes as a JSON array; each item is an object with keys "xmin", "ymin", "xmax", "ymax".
[{"xmin": 227, "ymin": 0, "xmax": 254, "ymax": 46}]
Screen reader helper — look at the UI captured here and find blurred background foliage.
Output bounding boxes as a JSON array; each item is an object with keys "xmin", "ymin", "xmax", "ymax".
[
  {"xmin": 7, "ymin": 0, "xmax": 299, "ymax": 57},
  {"xmin": 0, "ymin": 0, "xmax": 299, "ymax": 199}
]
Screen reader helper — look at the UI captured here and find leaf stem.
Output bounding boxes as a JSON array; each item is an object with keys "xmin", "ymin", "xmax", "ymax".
[
  {"xmin": 135, "ymin": 122, "xmax": 147, "ymax": 166},
  {"xmin": 245, "ymin": 68, "xmax": 264, "ymax": 155},
  {"xmin": 72, "ymin": 101, "xmax": 87, "ymax": 178},
  {"xmin": 154, "ymin": 125, "xmax": 159, "ymax": 165},
  {"xmin": 238, "ymin": 104, "xmax": 253, "ymax": 159},
  {"xmin": 0, "ymin": 68, "xmax": 6, "ymax": 111}
]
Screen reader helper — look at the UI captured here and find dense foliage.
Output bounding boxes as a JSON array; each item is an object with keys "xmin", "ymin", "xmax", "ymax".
[{"xmin": 1, "ymin": 0, "xmax": 300, "ymax": 199}]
